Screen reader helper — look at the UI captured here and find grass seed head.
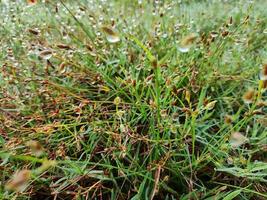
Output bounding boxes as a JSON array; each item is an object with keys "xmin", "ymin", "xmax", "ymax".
[
  {"xmin": 56, "ymin": 43, "xmax": 72, "ymax": 50},
  {"xmin": 259, "ymin": 63, "xmax": 267, "ymax": 80},
  {"xmin": 39, "ymin": 49, "xmax": 53, "ymax": 60},
  {"xmin": 221, "ymin": 30, "xmax": 229, "ymax": 37},
  {"xmin": 228, "ymin": 16, "xmax": 233, "ymax": 26},
  {"xmin": 5, "ymin": 169, "xmax": 31, "ymax": 192},
  {"xmin": 28, "ymin": 28, "xmax": 40, "ymax": 35},
  {"xmin": 114, "ymin": 96, "xmax": 121, "ymax": 105},
  {"xmin": 224, "ymin": 115, "xmax": 233, "ymax": 124},
  {"xmin": 185, "ymin": 89, "xmax": 191, "ymax": 104},
  {"xmin": 178, "ymin": 33, "xmax": 198, "ymax": 53},
  {"xmin": 181, "ymin": 33, "xmax": 198, "ymax": 46},
  {"xmin": 242, "ymin": 88, "xmax": 255, "ymax": 104},
  {"xmin": 229, "ymin": 132, "xmax": 248, "ymax": 148},
  {"xmin": 262, "ymin": 80, "xmax": 267, "ymax": 89},
  {"xmin": 160, "ymin": 109, "xmax": 168, "ymax": 119},
  {"xmin": 204, "ymin": 100, "xmax": 217, "ymax": 110},
  {"xmin": 27, "ymin": 0, "xmax": 38, "ymax": 5},
  {"xmin": 26, "ymin": 140, "xmax": 44, "ymax": 157}
]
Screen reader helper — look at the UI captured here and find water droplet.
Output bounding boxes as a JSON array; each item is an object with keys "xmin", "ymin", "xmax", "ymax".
[
  {"xmin": 101, "ymin": 26, "xmax": 120, "ymax": 43},
  {"xmin": 210, "ymin": 31, "xmax": 219, "ymax": 38},
  {"xmin": 178, "ymin": 46, "xmax": 190, "ymax": 53},
  {"xmin": 162, "ymin": 33, "xmax": 168, "ymax": 38},
  {"xmin": 76, "ymin": 13, "xmax": 82, "ymax": 19}
]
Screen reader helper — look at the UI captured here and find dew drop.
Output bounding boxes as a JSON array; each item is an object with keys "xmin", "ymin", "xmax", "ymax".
[
  {"xmin": 162, "ymin": 33, "xmax": 168, "ymax": 38},
  {"xmin": 210, "ymin": 31, "xmax": 219, "ymax": 38},
  {"xmin": 178, "ymin": 46, "xmax": 190, "ymax": 53},
  {"xmin": 101, "ymin": 26, "xmax": 120, "ymax": 43}
]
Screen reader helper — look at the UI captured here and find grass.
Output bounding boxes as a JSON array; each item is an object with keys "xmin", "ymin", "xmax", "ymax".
[{"xmin": 0, "ymin": 0, "xmax": 267, "ymax": 199}]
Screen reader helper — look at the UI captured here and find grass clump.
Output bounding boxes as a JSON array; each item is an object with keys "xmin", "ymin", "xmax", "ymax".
[{"xmin": 0, "ymin": 0, "xmax": 267, "ymax": 199}]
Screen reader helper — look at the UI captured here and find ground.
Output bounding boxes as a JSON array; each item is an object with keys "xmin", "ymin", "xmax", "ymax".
[{"xmin": 0, "ymin": 0, "xmax": 267, "ymax": 199}]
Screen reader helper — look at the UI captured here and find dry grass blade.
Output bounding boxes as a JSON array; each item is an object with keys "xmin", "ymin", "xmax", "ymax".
[{"xmin": 150, "ymin": 165, "xmax": 161, "ymax": 200}]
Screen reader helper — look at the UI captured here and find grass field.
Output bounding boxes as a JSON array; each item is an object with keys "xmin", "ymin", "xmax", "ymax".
[{"xmin": 0, "ymin": 0, "xmax": 267, "ymax": 199}]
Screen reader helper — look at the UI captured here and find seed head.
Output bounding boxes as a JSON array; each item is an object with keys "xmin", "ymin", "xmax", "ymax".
[
  {"xmin": 224, "ymin": 115, "xmax": 233, "ymax": 124},
  {"xmin": 28, "ymin": 28, "xmax": 40, "ymax": 35},
  {"xmin": 178, "ymin": 33, "xmax": 198, "ymax": 53},
  {"xmin": 259, "ymin": 63, "xmax": 267, "ymax": 80},
  {"xmin": 229, "ymin": 132, "xmax": 248, "ymax": 148},
  {"xmin": 242, "ymin": 88, "xmax": 255, "ymax": 104},
  {"xmin": 205, "ymin": 100, "xmax": 217, "ymax": 110},
  {"xmin": 26, "ymin": 140, "xmax": 44, "ymax": 157},
  {"xmin": 39, "ymin": 49, "xmax": 53, "ymax": 60},
  {"xmin": 27, "ymin": 0, "xmax": 37, "ymax": 5},
  {"xmin": 5, "ymin": 170, "xmax": 31, "ymax": 192},
  {"xmin": 113, "ymin": 96, "xmax": 121, "ymax": 105},
  {"xmin": 180, "ymin": 34, "xmax": 198, "ymax": 46},
  {"xmin": 56, "ymin": 43, "xmax": 72, "ymax": 50}
]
